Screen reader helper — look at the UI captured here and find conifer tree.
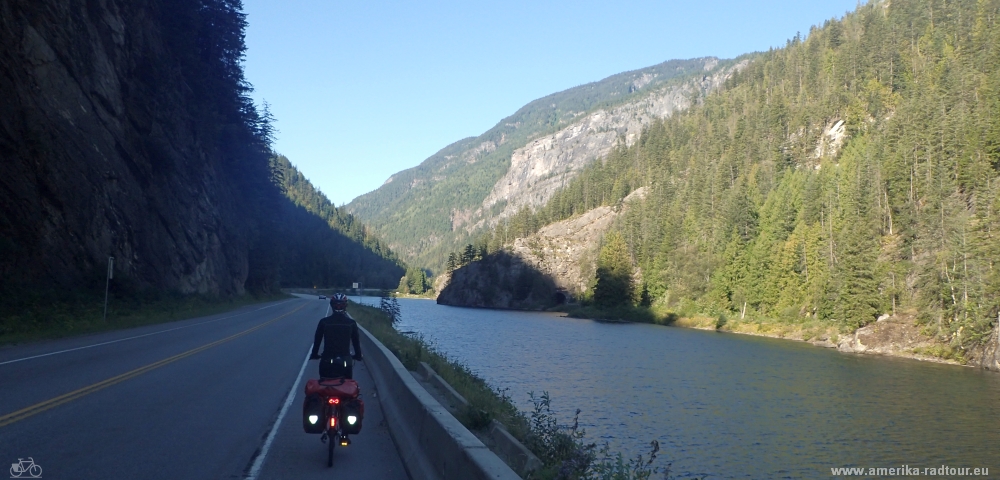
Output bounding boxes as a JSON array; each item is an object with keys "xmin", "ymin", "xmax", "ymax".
[{"xmin": 593, "ymin": 231, "xmax": 634, "ymax": 307}]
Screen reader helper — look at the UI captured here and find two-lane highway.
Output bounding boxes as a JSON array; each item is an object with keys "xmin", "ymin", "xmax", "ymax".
[{"xmin": 0, "ymin": 295, "xmax": 408, "ymax": 479}]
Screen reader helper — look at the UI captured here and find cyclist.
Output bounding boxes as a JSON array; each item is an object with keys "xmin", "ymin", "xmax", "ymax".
[{"xmin": 310, "ymin": 293, "xmax": 363, "ymax": 379}]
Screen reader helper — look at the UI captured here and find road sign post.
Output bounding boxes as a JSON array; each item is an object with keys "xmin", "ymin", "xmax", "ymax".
[{"xmin": 103, "ymin": 256, "xmax": 114, "ymax": 322}]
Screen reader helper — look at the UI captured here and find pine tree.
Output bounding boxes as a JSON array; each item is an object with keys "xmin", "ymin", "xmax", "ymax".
[
  {"xmin": 379, "ymin": 289, "xmax": 402, "ymax": 325},
  {"xmin": 593, "ymin": 231, "xmax": 634, "ymax": 308}
]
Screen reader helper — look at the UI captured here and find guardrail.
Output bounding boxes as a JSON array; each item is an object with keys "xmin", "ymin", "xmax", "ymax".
[{"xmin": 358, "ymin": 326, "xmax": 521, "ymax": 480}]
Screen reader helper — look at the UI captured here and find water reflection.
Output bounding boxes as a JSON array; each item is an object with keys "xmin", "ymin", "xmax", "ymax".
[{"xmin": 388, "ymin": 298, "xmax": 1000, "ymax": 479}]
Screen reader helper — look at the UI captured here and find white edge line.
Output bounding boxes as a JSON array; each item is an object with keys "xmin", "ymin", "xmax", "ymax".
[
  {"xmin": 245, "ymin": 348, "xmax": 316, "ymax": 479},
  {"xmin": 0, "ymin": 299, "xmax": 297, "ymax": 366}
]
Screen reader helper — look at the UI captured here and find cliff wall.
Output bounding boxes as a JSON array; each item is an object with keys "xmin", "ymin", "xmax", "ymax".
[{"xmin": 0, "ymin": 0, "xmax": 259, "ymax": 295}]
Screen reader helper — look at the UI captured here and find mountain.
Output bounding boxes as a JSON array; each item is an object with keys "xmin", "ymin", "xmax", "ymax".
[
  {"xmin": 451, "ymin": 0, "xmax": 1000, "ymax": 368},
  {"xmin": 0, "ymin": 0, "xmax": 403, "ymax": 322},
  {"xmin": 345, "ymin": 57, "xmax": 743, "ymax": 274},
  {"xmin": 273, "ymin": 155, "xmax": 405, "ymax": 289}
]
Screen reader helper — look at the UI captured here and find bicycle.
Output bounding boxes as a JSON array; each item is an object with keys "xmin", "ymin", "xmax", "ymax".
[
  {"xmin": 9, "ymin": 457, "xmax": 42, "ymax": 478},
  {"xmin": 304, "ymin": 356, "xmax": 365, "ymax": 467}
]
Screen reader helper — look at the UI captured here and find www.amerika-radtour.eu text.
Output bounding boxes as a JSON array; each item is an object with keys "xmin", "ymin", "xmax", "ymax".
[{"xmin": 831, "ymin": 465, "xmax": 989, "ymax": 476}]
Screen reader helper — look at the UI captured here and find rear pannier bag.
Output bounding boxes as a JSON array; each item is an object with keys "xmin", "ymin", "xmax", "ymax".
[
  {"xmin": 340, "ymin": 398, "xmax": 365, "ymax": 435},
  {"xmin": 302, "ymin": 393, "xmax": 326, "ymax": 434},
  {"xmin": 305, "ymin": 378, "xmax": 359, "ymax": 398},
  {"xmin": 302, "ymin": 378, "xmax": 365, "ymax": 434}
]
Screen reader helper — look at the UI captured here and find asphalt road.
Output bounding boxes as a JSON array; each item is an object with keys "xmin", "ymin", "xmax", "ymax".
[{"xmin": 0, "ymin": 295, "xmax": 409, "ymax": 480}]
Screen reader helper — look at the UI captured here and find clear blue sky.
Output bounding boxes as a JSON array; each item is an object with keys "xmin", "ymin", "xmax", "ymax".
[{"xmin": 242, "ymin": 0, "xmax": 861, "ymax": 206}]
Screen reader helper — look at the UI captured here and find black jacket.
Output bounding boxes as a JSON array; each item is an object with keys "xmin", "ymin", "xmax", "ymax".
[{"xmin": 312, "ymin": 311, "xmax": 362, "ymax": 359}]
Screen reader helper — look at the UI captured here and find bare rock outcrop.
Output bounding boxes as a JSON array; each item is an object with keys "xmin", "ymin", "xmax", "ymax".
[
  {"xmin": 437, "ymin": 187, "xmax": 648, "ymax": 309},
  {"xmin": 837, "ymin": 315, "xmax": 1000, "ymax": 371},
  {"xmin": 436, "ymin": 251, "xmax": 558, "ymax": 310},
  {"xmin": 510, "ymin": 188, "xmax": 646, "ymax": 297},
  {"xmin": 479, "ymin": 62, "xmax": 745, "ymax": 228},
  {"xmin": 836, "ymin": 317, "xmax": 939, "ymax": 356},
  {"xmin": 967, "ymin": 325, "xmax": 1000, "ymax": 371}
]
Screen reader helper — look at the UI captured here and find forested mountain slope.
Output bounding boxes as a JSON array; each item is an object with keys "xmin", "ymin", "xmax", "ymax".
[
  {"xmin": 345, "ymin": 57, "xmax": 739, "ymax": 274},
  {"xmin": 0, "ymin": 0, "xmax": 403, "ymax": 326},
  {"xmin": 272, "ymin": 155, "xmax": 404, "ymax": 288},
  {"xmin": 496, "ymin": 0, "xmax": 1000, "ymax": 364}
]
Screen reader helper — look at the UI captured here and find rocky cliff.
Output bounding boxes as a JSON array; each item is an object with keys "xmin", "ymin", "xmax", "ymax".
[
  {"xmin": 438, "ymin": 188, "xmax": 646, "ymax": 308},
  {"xmin": 475, "ymin": 63, "xmax": 743, "ymax": 229},
  {"xmin": 0, "ymin": 0, "xmax": 266, "ymax": 296},
  {"xmin": 436, "ymin": 250, "xmax": 558, "ymax": 310}
]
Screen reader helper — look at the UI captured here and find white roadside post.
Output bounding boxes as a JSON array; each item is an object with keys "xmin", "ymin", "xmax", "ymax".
[{"xmin": 103, "ymin": 256, "xmax": 114, "ymax": 322}]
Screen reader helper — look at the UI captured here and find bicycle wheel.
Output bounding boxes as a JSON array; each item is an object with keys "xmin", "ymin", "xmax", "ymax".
[
  {"xmin": 327, "ymin": 430, "xmax": 336, "ymax": 467},
  {"xmin": 28, "ymin": 465, "xmax": 42, "ymax": 477}
]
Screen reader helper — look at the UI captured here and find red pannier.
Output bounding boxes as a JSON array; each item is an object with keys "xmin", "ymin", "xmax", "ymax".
[
  {"xmin": 302, "ymin": 378, "xmax": 365, "ymax": 435},
  {"xmin": 305, "ymin": 378, "xmax": 359, "ymax": 398}
]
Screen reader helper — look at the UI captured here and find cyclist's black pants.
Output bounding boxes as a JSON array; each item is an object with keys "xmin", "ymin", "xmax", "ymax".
[{"xmin": 319, "ymin": 356, "xmax": 353, "ymax": 379}]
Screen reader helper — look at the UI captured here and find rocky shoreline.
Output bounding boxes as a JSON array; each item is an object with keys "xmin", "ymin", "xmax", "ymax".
[{"xmin": 666, "ymin": 314, "xmax": 1000, "ymax": 372}]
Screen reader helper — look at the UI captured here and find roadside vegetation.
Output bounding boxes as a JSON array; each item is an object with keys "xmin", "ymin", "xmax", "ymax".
[
  {"xmin": 350, "ymin": 298, "xmax": 689, "ymax": 480},
  {"xmin": 0, "ymin": 283, "xmax": 288, "ymax": 346}
]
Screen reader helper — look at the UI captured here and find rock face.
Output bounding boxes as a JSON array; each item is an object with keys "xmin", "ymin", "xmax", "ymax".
[
  {"xmin": 0, "ymin": 1, "xmax": 254, "ymax": 295},
  {"xmin": 967, "ymin": 325, "xmax": 1000, "ymax": 371},
  {"xmin": 509, "ymin": 206, "xmax": 615, "ymax": 294},
  {"xmin": 479, "ymin": 66, "xmax": 742, "ymax": 227},
  {"xmin": 836, "ymin": 315, "xmax": 1000, "ymax": 371},
  {"xmin": 509, "ymin": 188, "xmax": 646, "ymax": 296},
  {"xmin": 436, "ymin": 251, "xmax": 558, "ymax": 310},
  {"xmin": 836, "ymin": 317, "xmax": 940, "ymax": 356},
  {"xmin": 438, "ymin": 188, "xmax": 646, "ymax": 308}
]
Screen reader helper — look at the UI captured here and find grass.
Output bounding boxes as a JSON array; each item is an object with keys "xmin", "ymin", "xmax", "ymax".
[
  {"xmin": 912, "ymin": 345, "xmax": 967, "ymax": 363},
  {"xmin": 349, "ymin": 300, "xmax": 683, "ymax": 480},
  {"xmin": 0, "ymin": 285, "xmax": 289, "ymax": 346},
  {"xmin": 565, "ymin": 304, "xmax": 678, "ymax": 325},
  {"xmin": 564, "ymin": 302, "xmax": 849, "ymax": 347}
]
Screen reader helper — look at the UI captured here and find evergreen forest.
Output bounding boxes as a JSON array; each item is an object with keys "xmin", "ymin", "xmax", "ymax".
[
  {"xmin": 271, "ymin": 155, "xmax": 405, "ymax": 289},
  {"xmin": 486, "ymin": 0, "xmax": 1000, "ymax": 350}
]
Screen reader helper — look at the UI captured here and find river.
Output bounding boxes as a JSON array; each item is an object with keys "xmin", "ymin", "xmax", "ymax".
[{"xmin": 359, "ymin": 297, "xmax": 999, "ymax": 478}]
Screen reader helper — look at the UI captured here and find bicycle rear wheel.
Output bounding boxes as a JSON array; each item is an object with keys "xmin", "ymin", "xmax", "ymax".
[{"xmin": 327, "ymin": 430, "xmax": 336, "ymax": 467}]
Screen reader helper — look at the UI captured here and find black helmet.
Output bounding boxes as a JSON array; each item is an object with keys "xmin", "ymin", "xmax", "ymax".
[{"xmin": 330, "ymin": 293, "xmax": 349, "ymax": 312}]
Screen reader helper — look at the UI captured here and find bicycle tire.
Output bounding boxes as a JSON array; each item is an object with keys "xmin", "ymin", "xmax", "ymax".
[
  {"xmin": 9, "ymin": 466, "xmax": 20, "ymax": 478},
  {"xmin": 327, "ymin": 430, "xmax": 336, "ymax": 467},
  {"xmin": 28, "ymin": 465, "xmax": 42, "ymax": 477}
]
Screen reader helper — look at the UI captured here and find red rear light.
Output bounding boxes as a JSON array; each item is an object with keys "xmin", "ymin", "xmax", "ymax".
[
  {"xmin": 330, "ymin": 417, "xmax": 336, "ymax": 427},
  {"xmin": 328, "ymin": 398, "xmax": 334, "ymax": 404},
  {"xmin": 333, "ymin": 398, "xmax": 340, "ymax": 404}
]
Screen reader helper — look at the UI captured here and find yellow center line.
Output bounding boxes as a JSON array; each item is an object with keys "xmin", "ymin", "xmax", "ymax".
[{"xmin": 0, "ymin": 301, "xmax": 309, "ymax": 428}]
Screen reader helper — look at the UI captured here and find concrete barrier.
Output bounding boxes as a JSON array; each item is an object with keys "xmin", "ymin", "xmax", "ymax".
[
  {"xmin": 420, "ymin": 361, "xmax": 470, "ymax": 411},
  {"xmin": 488, "ymin": 420, "xmax": 543, "ymax": 477},
  {"xmin": 418, "ymin": 362, "xmax": 542, "ymax": 478},
  {"xmin": 358, "ymin": 326, "xmax": 521, "ymax": 480}
]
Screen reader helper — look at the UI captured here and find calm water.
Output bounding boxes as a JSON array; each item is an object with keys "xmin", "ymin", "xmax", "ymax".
[{"xmin": 371, "ymin": 298, "xmax": 1000, "ymax": 479}]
